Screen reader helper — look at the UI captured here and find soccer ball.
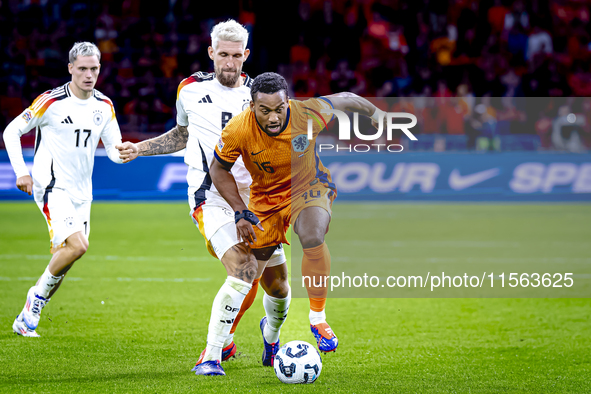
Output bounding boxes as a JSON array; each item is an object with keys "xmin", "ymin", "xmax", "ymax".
[{"xmin": 273, "ymin": 340, "xmax": 322, "ymax": 384}]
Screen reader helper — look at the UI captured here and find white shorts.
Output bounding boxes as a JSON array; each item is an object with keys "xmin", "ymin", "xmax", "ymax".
[
  {"xmin": 189, "ymin": 187, "xmax": 247, "ymax": 237},
  {"xmin": 188, "ymin": 187, "xmax": 286, "ymax": 266},
  {"xmin": 189, "ymin": 188, "xmax": 250, "ymax": 240},
  {"xmin": 35, "ymin": 188, "xmax": 91, "ymax": 252},
  {"xmin": 208, "ymin": 222, "xmax": 286, "ymax": 267},
  {"xmin": 266, "ymin": 244, "xmax": 287, "ymax": 268}
]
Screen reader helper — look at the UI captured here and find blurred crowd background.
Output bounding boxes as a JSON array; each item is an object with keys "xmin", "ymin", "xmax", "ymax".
[{"xmin": 1, "ymin": 0, "xmax": 591, "ymax": 152}]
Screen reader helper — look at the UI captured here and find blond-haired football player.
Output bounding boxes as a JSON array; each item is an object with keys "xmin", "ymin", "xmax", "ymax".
[
  {"xmin": 3, "ymin": 42, "xmax": 124, "ymax": 337},
  {"xmin": 117, "ymin": 20, "xmax": 291, "ymax": 376}
]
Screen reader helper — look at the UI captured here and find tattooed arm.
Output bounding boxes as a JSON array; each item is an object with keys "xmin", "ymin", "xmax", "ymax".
[{"xmin": 116, "ymin": 124, "xmax": 189, "ymax": 163}]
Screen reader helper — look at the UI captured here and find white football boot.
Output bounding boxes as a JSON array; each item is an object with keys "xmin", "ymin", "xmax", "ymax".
[
  {"xmin": 13, "ymin": 312, "xmax": 40, "ymax": 337},
  {"xmin": 21, "ymin": 286, "xmax": 49, "ymax": 331}
]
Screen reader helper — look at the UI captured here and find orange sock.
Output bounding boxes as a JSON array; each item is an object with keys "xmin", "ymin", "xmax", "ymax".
[
  {"xmin": 302, "ymin": 242, "xmax": 331, "ymax": 312},
  {"xmin": 230, "ymin": 277, "xmax": 260, "ymax": 335}
]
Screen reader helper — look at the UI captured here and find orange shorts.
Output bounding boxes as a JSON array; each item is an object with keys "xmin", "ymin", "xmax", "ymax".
[{"xmin": 250, "ymin": 184, "xmax": 336, "ymax": 249}]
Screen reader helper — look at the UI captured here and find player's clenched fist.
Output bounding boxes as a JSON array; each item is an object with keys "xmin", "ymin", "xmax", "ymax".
[
  {"xmin": 16, "ymin": 175, "xmax": 33, "ymax": 195},
  {"xmin": 116, "ymin": 141, "xmax": 139, "ymax": 163}
]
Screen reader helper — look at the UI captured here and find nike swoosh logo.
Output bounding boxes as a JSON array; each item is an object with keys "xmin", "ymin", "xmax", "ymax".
[
  {"xmin": 251, "ymin": 150, "xmax": 265, "ymax": 155},
  {"xmin": 449, "ymin": 168, "xmax": 500, "ymax": 190}
]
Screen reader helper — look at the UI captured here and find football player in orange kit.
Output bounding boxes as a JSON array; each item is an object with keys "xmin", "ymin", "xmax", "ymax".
[{"xmin": 211, "ymin": 72, "xmax": 387, "ymax": 357}]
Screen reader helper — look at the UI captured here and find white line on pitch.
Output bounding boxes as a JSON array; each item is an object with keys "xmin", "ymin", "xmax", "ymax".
[
  {"xmin": 0, "ymin": 277, "xmax": 210, "ymax": 282},
  {"xmin": 0, "ymin": 254, "xmax": 213, "ymax": 262}
]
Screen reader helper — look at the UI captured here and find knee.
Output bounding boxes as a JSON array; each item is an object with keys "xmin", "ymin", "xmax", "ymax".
[
  {"xmin": 73, "ymin": 244, "xmax": 88, "ymax": 259},
  {"xmin": 264, "ymin": 271, "xmax": 290, "ymax": 298},
  {"xmin": 299, "ymin": 231, "xmax": 324, "ymax": 249},
  {"xmin": 268, "ymin": 281, "xmax": 290, "ymax": 298},
  {"xmin": 68, "ymin": 238, "xmax": 88, "ymax": 259},
  {"xmin": 236, "ymin": 259, "xmax": 258, "ymax": 283},
  {"xmin": 224, "ymin": 245, "xmax": 258, "ymax": 283}
]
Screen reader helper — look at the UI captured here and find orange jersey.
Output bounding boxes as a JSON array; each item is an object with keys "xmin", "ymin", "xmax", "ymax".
[{"xmin": 214, "ymin": 97, "xmax": 336, "ymax": 213}]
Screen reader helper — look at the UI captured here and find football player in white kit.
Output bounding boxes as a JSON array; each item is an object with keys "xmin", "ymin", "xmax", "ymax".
[
  {"xmin": 116, "ymin": 20, "xmax": 291, "ymax": 376},
  {"xmin": 3, "ymin": 42, "xmax": 124, "ymax": 337}
]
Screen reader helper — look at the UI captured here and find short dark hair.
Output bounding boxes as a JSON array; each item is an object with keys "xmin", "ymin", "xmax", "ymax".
[{"xmin": 251, "ymin": 72, "xmax": 288, "ymax": 101}]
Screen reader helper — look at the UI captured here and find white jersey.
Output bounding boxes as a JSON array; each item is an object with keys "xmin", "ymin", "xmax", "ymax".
[
  {"xmin": 2, "ymin": 83, "xmax": 123, "ymax": 202},
  {"xmin": 176, "ymin": 71, "xmax": 252, "ymax": 192}
]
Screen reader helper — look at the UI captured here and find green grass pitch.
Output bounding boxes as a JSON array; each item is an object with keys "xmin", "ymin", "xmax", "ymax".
[{"xmin": 0, "ymin": 202, "xmax": 590, "ymax": 393}]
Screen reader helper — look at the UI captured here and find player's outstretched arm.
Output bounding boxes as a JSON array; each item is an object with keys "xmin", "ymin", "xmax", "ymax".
[
  {"xmin": 210, "ymin": 157, "xmax": 263, "ymax": 245},
  {"xmin": 326, "ymin": 92, "xmax": 386, "ymax": 129},
  {"xmin": 3, "ymin": 115, "xmax": 35, "ymax": 195},
  {"xmin": 116, "ymin": 124, "xmax": 189, "ymax": 163}
]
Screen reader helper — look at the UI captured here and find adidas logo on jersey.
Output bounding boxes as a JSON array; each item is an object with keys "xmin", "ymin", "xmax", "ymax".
[
  {"xmin": 61, "ymin": 116, "xmax": 73, "ymax": 124},
  {"xmin": 198, "ymin": 95, "xmax": 212, "ymax": 103}
]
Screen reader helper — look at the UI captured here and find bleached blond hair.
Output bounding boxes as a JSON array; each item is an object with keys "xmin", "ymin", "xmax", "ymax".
[
  {"xmin": 211, "ymin": 19, "xmax": 249, "ymax": 51},
  {"xmin": 69, "ymin": 42, "xmax": 101, "ymax": 64}
]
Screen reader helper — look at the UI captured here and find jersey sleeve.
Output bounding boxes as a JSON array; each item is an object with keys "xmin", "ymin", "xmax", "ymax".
[
  {"xmin": 175, "ymin": 80, "xmax": 190, "ymax": 127},
  {"xmin": 2, "ymin": 93, "xmax": 50, "ymax": 178},
  {"xmin": 17, "ymin": 92, "xmax": 52, "ymax": 133},
  {"xmin": 294, "ymin": 97, "xmax": 335, "ymax": 137},
  {"xmin": 99, "ymin": 100, "xmax": 124, "ymax": 164},
  {"xmin": 214, "ymin": 120, "xmax": 242, "ymax": 170}
]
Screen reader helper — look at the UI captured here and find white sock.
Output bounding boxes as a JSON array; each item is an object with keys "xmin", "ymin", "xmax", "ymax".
[
  {"xmin": 203, "ymin": 276, "xmax": 251, "ymax": 362},
  {"xmin": 309, "ymin": 310, "xmax": 326, "ymax": 326},
  {"xmin": 263, "ymin": 290, "xmax": 291, "ymax": 344},
  {"xmin": 223, "ymin": 333, "xmax": 234, "ymax": 348},
  {"xmin": 37, "ymin": 266, "xmax": 62, "ymax": 298}
]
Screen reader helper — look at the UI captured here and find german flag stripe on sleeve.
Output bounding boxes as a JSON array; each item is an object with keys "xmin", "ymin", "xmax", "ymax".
[
  {"xmin": 29, "ymin": 88, "xmax": 67, "ymax": 119},
  {"xmin": 177, "ymin": 76, "xmax": 198, "ymax": 99}
]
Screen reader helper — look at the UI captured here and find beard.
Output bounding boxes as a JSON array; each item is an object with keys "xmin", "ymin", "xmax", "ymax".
[{"xmin": 216, "ymin": 66, "xmax": 241, "ymax": 87}]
